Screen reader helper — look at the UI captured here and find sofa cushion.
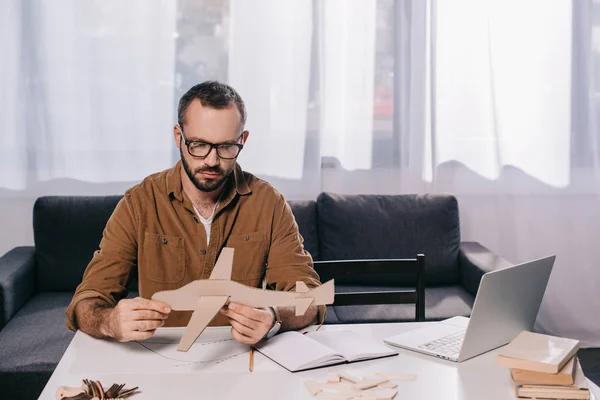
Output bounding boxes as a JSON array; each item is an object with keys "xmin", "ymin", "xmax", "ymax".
[
  {"xmin": 34, "ymin": 196, "xmax": 123, "ymax": 292},
  {"xmin": 328, "ymin": 285, "xmax": 474, "ymax": 324},
  {"xmin": 288, "ymin": 200, "xmax": 319, "ymax": 260},
  {"xmin": 0, "ymin": 292, "xmax": 75, "ymax": 400},
  {"xmin": 316, "ymin": 193, "xmax": 461, "ymax": 286}
]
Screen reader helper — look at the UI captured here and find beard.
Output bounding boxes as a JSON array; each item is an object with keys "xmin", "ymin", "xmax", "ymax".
[{"xmin": 181, "ymin": 149, "xmax": 234, "ymax": 192}]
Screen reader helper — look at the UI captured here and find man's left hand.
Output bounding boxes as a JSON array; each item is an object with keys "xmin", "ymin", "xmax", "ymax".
[{"xmin": 220, "ymin": 303, "xmax": 274, "ymax": 344}]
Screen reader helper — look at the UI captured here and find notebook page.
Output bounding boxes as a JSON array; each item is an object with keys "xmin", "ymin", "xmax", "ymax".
[
  {"xmin": 255, "ymin": 331, "xmax": 344, "ymax": 371},
  {"xmin": 307, "ymin": 330, "xmax": 398, "ymax": 362}
]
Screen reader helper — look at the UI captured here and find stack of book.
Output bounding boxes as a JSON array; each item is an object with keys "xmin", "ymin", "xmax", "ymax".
[{"xmin": 497, "ymin": 331, "xmax": 590, "ymax": 400}]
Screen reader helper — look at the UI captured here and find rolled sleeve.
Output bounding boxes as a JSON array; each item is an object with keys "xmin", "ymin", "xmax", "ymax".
[
  {"xmin": 266, "ymin": 195, "xmax": 326, "ymax": 324},
  {"xmin": 65, "ymin": 194, "xmax": 138, "ymax": 331}
]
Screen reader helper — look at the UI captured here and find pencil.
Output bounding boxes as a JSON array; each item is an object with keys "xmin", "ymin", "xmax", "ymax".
[{"xmin": 249, "ymin": 346, "xmax": 254, "ymax": 372}]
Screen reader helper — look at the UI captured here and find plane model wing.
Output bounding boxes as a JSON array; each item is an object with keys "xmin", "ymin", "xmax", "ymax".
[{"xmin": 177, "ymin": 295, "xmax": 229, "ymax": 352}]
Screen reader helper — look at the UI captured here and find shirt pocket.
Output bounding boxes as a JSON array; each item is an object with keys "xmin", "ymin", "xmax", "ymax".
[
  {"xmin": 143, "ymin": 232, "xmax": 186, "ymax": 284},
  {"xmin": 225, "ymin": 230, "xmax": 268, "ymax": 287}
]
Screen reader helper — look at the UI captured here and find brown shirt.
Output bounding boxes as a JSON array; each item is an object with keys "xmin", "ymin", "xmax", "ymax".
[{"xmin": 66, "ymin": 161, "xmax": 325, "ymax": 330}]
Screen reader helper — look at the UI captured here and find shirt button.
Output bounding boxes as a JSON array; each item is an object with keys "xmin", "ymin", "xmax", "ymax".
[
  {"xmin": 161, "ymin": 237, "xmax": 168, "ymax": 244},
  {"xmin": 200, "ymin": 249, "xmax": 207, "ymax": 255},
  {"xmin": 244, "ymin": 235, "xmax": 250, "ymax": 241}
]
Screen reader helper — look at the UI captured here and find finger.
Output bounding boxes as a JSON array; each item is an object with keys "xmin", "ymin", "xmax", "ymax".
[
  {"xmin": 224, "ymin": 308, "xmax": 259, "ymax": 331},
  {"xmin": 229, "ymin": 318, "xmax": 259, "ymax": 340},
  {"xmin": 133, "ymin": 320, "xmax": 164, "ymax": 332},
  {"xmin": 226, "ymin": 303, "xmax": 266, "ymax": 323},
  {"xmin": 133, "ymin": 310, "xmax": 169, "ymax": 321},
  {"xmin": 231, "ymin": 326, "xmax": 257, "ymax": 345},
  {"xmin": 128, "ymin": 330, "xmax": 157, "ymax": 342},
  {"xmin": 131, "ymin": 297, "xmax": 171, "ymax": 314}
]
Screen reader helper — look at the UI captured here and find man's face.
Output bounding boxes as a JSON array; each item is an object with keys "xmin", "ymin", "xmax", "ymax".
[{"xmin": 175, "ymin": 100, "xmax": 248, "ymax": 193}]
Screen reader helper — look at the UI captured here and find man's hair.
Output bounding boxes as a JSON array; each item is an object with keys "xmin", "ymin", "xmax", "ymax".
[{"xmin": 177, "ymin": 81, "xmax": 247, "ymax": 129}]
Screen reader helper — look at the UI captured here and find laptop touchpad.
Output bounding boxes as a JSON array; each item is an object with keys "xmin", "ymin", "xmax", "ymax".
[{"xmin": 385, "ymin": 323, "xmax": 464, "ymax": 347}]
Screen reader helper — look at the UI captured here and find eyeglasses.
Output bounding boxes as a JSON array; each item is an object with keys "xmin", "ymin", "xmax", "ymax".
[{"xmin": 179, "ymin": 128, "xmax": 244, "ymax": 160}]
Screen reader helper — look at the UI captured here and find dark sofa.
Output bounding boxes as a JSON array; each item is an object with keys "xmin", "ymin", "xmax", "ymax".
[{"xmin": 0, "ymin": 193, "xmax": 510, "ymax": 399}]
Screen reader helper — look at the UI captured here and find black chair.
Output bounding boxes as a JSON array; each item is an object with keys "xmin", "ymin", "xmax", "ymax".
[{"xmin": 313, "ymin": 254, "xmax": 425, "ymax": 322}]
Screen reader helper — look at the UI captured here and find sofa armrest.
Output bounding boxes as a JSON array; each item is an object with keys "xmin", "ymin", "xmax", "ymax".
[
  {"xmin": 0, "ymin": 246, "xmax": 36, "ymax": 328},
  {"xmin": 459, "ymin": 242, "xmax": 512, "ymax": 297}
]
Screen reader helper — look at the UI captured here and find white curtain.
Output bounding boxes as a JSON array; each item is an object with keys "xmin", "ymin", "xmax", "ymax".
[
  {"xmin": 0, "ymin": 0, "xmax": 27, "ymax": 190},
  {"xmin": 433, "ymin": 0, "xmax": 571, "ymax": 187},
  {"xmin": 0, "ymin": 0, "xmax": 175, "ymax": 190},
  {"xmin": 400, "ymin": 0, "xmax": 600, "ymax": 347},
  {"xmin": 322, "ymin": 0, "xmax": 600, "ymax": 347},
  {"xmin": 1, "ymin": 0, "xmax": 599, "ymax": 347},
  {"xmin": 319, "ymin": 0, "xmax": 376, "ymax": 171},
  {"xmin": 228, "ymin": 0, "xmax": 313, "ymax": 180},
  {"xmin": 228, "ymin": 0, "xmax": 377, "ymax": 178}
]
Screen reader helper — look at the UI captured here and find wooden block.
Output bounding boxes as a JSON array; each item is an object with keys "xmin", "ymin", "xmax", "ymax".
[
  {"xmin": 327, "ymin": 372, "xmax": 341, "ymax": 383},
  {"xmin": 378, "ymin": 382, "xmax": 398, "ymax": 389},
  {"xmin": 376, "ymin": 372, "xmax": 417, "ymax": 381},
  {"xmin": 305, "ymin": 380, "xmax": 323, "ymax": 396},
  {"xmin": 316, "ymin": 393, "xmax": 338, "ymax": 400},
  {"xmin": 320, "ymin": 382, "xmax": 353, "ymax": 392},
  {"xmin": 339, "ymin": 371, "xmax": 363, "ymax": 384},
  {"xmin": 55, "ymin": 386, "xmax": 86, "ymax": 400},
  {"xmin": 325, "ymin": 382, "xmax": 353, "ymax": 390},
  {"xmin": 353, "ymin": 378, "xmax": 389, "ymax": 390},
  {"xmin": 305, "ymin": 380, "xmax": 355, "ymax": 396},
  {"xmin": 317, "ymin": 388, "xmax": 362, "ymax": 400},
  {"xmin": 361, "ymin": 387, "xmax": 398, "ymax": 399}
]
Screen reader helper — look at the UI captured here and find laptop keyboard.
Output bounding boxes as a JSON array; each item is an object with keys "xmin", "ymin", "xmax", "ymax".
[{"xmin": 418, "ymin": 331, "xmax": 465, "ymax": 358}]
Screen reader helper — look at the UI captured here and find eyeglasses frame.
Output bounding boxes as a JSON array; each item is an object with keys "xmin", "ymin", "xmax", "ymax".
[{"xmin": 178, "ymin": 125, "xmax": 245, "ymax": 160}]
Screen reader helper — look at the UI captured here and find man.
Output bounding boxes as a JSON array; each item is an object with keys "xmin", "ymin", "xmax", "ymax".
[{"xmin": 66, "ymin": 81, "xmax": 324, "ymax": 345}]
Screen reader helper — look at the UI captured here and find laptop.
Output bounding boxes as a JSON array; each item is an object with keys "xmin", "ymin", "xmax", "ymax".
[{"xmin": 383, "ymin": 255, "xmax": 555, "ymax": 362}]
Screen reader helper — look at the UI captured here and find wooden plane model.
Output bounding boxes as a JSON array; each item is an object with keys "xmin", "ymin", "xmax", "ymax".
[{"xmin": 152, "ymin": 247, "xmax": 335, "ymax": 352}]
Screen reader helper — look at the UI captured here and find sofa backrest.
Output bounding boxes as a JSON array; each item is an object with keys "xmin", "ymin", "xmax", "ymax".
[
  {"xmin": 316, "ymin": 192, "xmax": 461, "ymax": 286},
  {"xmin": 287, "ymin": 200, "xmax": 319, "ymax": 261},
  {"xmin": 32, "ymin": 196, "xmax": 320, "ymax": 292},
  {"xmin": 34, "ymin": 196, "xmax": 124, "ymax": 291},
  {"xmin": 32, "ymin": 193, "xmax": 460, "ymax": 291}
]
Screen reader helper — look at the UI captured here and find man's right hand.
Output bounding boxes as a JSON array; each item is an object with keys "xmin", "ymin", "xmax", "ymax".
[{"xmin": 103, "ymin": 297, "xmax": 171, "ymax": 342}]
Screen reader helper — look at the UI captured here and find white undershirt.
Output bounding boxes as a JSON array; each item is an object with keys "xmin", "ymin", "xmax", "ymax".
[{"xmin": 193, "ymin": 203, "xmax": 219, "ymax": 245}]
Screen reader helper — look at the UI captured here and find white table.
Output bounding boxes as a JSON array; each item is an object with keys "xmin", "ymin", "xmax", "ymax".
[{"xmin": 39, "ymin": 322, "xmax": 599, "ymax": 399}]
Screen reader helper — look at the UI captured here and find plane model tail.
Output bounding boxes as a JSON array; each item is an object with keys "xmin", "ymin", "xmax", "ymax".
[{"xmin": 293, "ymin": 279, "xmax": 335, "ymax": 316}]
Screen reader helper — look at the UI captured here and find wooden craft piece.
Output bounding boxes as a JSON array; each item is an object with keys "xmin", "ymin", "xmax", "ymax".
[
  {"xmin": 338, "ymin": 371, "xmax": 363, "ymax": 384},
  {"xmin": 304, "ymin": 380, "xmax": 354, "ymax": 395},
  {"xmin": 376, "ymin": 372, "xmax": 417, "ymax": 381},
  {"xmin": 316, "ymin": 388, "xmax": 361, "ymax": 400},
  {"xmin": 305, "ymin": 380, "xmax": 323, "ymax": 396},
  {"xmin": 296, "ymin": 281, "xmax": 310, "ymax": 292},
  {"xmin": 352, "ymin": 378, "xmax": 389, "ymax": 391},
  {"xmin": 327, "ymin": 372, "xmax": 340, "ymax": 383},
  {"xmin": 56, "ymin": 379, "xmax": 138, "ymax": 400},
  {"xmin": 378, "ymin": 382, "xmax": 397, "ymax": 389},
  {"xmin": 177, "ymin": 296, "xmax": 229, "ymax": 352},
  {"xmin": 55, "ymin": 386, "xmax": 86, "ymax": 400},
  {"xmin": 361, "ymin": 388, "xmax": 398, "ymax": 399},
  {"xmin": 152, "ymin": 247, "xmax": 335, "ymax": 352},
  {"xmin": 207, "ymin": 247, "xmax": 233, "ymax": 280}
]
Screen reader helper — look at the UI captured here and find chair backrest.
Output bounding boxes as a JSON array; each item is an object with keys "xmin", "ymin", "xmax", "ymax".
[
  {"xmin": 313, "ymin": 255, "xmax": 425, "ymax": 321},
  {"xmin": 316, "ymin": 192, "xmax": 461, "ymax": 286}
]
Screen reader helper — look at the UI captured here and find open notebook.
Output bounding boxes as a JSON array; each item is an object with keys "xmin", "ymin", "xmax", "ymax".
[{"xmin": 254, "ymin": 330, "xmax": 398, "ymax": 372}]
